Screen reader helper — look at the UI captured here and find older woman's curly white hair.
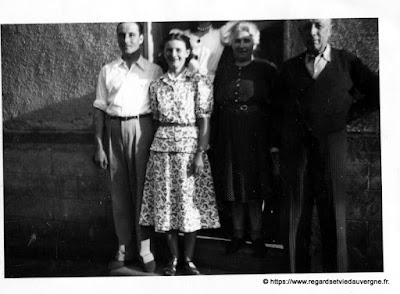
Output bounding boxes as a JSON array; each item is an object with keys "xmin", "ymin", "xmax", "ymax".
[{"xmin": 229, "ymin": 21, "xmax": 260, "ymax": 47}]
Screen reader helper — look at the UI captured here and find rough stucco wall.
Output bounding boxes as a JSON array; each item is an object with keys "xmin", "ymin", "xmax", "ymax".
[
  {"xmin": 331, "ymin": 19, "xmax": 379, "ymax": 73},
  {"xmin": 2, "ymin": 23, "xmax": 120, "ymax": 132}
]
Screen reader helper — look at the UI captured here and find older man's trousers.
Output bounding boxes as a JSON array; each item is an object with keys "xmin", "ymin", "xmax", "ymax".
[{"xmin": 282, "ymin": 129, "xmax": 348, "ymax": 273}]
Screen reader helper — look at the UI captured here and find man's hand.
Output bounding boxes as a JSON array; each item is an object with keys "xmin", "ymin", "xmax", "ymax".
[{"xmin": 93, "ymin": 148, "xmax": 108, "ymax": 169}]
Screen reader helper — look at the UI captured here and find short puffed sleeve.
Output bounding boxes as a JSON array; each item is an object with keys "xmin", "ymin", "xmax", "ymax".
[{"xmin": 194, "ymin": 74, "xmax": 213, "ymax": 119}]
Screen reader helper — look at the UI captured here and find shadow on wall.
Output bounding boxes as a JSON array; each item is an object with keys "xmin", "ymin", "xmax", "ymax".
[{"xmin": 3, "ymin": 92, "xmax": 96, "ymax": 134}]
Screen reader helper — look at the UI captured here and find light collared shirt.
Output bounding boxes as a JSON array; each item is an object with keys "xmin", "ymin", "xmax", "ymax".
[
  {"xmin": 94, "ymin": 55, "xmax": 163, "ymax": 117},
  {"xmin": 305, "ymin": 44, "xmax": 332, "ymax": 79}
]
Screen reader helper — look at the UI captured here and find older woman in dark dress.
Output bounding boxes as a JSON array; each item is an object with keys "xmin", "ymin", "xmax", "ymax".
[{"xmin": 213, "ymin": 21, "xmax": 278, "ymax": 257}]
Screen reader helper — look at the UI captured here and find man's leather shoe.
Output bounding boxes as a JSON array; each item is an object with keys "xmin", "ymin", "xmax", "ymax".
[
  {"xmin": 108, "ymin": 249, "xmax": 132, "ymax": 270},
  {"xmin": 139, "ymin": 256, "xmax": 156, "ymax": 273}
]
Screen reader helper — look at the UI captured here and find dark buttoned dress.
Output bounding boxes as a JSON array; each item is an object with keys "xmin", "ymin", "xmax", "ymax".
[{"xmin": 213, "ymin": 59, "xmax": 278, "ymax": 203}]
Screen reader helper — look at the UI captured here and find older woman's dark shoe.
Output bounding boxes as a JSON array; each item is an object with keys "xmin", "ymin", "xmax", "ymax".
[
  {"xmin": 226, "ymin": 237, "xmax": 245, "ymax": 254},
  {"xmin": 163, "ymin": 256, "xmax": 178, "ymax": 276}
]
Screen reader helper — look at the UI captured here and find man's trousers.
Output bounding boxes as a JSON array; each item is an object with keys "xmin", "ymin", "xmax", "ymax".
[
  {"xmin": 106, "ymin": 116, "xmax": 154, "ymax": 255},
  {"xmin": 282, "ymin": 129, "xmax": 348, "ymax": 273}
]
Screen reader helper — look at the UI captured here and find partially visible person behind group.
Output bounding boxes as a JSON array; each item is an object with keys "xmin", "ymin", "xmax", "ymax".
[
  {"xmin": 213, "ymin": 21, "xmax": 279, "ymax": 257},
  {"xmin": 169, "ymin": 21, "xmax": 236, "ymax": 81},
  {"xmin": 139, "ymin": 33, "xmax": 220, "ymax": 276}
]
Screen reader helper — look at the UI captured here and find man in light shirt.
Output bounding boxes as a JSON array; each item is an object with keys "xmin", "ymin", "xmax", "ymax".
[
  {"xmin": 274, "ymin": 19, "xmax": 379, "ymax": 273},
  {"xmin": 93, "ymin": 22, "xmax": 163, "ymax": 272}
]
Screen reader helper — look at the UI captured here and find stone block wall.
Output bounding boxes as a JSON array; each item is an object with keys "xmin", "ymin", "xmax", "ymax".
[
  {"xmin": 346, "ymin": 134, "xmax": 382, "ymax": 271},
  {"xmin": 3, "ymin": 138, "xmax": 115, "ymax": 261}
]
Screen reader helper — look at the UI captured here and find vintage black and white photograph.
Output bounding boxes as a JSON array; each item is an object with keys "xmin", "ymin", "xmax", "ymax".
[{"xmin": 1, "ymin": 0, "xmax": 399, "ymax": 293}]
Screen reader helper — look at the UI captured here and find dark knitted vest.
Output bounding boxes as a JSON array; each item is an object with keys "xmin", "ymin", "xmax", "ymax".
[{"xmin": 282, "ymin": 49, "xmax": 355, "ymax": 137}]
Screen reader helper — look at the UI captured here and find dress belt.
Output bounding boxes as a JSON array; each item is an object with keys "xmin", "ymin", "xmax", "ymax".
[
  {"xmin": 107, "ymin": 113, "xmax": 152, "ymax": 121},
  {"xmin": 159, "ymin": 122, "xmax": 196, "ymax": 127},
  {"xmin": 220, "ymin": 104, "xmax": 260, "ymax": 112}
]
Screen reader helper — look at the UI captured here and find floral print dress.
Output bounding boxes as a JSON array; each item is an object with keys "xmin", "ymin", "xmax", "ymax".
[{"xmin": 139, "ymin": 69, "xmax": 220, "ymax": 233}]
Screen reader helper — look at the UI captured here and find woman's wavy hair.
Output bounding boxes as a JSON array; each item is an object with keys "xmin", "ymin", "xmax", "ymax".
[
  {"xmin": 228, "ymin": 21, "xmax": 260, "ymax": 48},
  {"xmin": 157, "ymin": 33, "xmax": 193, "ymax": 72}
]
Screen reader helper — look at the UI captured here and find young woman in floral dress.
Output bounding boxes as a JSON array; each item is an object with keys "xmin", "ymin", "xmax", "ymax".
[{"xmin": 139, "ymin": 33, "xmax": 220, "ymax": 276}]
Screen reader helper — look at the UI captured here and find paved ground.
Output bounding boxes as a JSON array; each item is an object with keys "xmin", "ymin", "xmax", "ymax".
[
  {"xmin": 5, "ymin": 257, "xmax": 110, "ymax": 278},
  {"xmin": 4, "ymin": 237, "xmax": 288, "ymax": 278},
  {"xmin": 4, "ymin": 257, "xmax": 240, "ymax": 278}
]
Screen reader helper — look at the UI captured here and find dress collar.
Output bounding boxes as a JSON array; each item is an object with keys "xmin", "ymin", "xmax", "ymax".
[{"xmin": 161, "ymin": 68, "xmax": 193, "ymax": 83}]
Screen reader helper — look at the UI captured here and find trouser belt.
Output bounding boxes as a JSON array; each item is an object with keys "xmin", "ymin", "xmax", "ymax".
[
  {"xmin": 159, "ymin": 122, "xmax": 196, "ymax": 127},
  {"xmin": 107, "ymin": 113, "xmax": 152, "ymax": 121}
]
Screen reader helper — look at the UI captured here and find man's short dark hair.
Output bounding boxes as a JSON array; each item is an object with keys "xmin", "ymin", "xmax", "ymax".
[{"xmin": 116, "ymin": 22, "xmax": 144, "ymax": 35}]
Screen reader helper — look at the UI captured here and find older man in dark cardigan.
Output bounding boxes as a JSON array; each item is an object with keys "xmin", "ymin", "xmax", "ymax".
[{"xmin": 274, "ymin": 19, "xmax": 379, "ymax": 273}]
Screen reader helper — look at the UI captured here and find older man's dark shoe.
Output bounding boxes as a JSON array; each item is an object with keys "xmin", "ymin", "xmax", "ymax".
[{"xmin": 252, "ymin": 239, "xmax": 268, "ymax": 257}]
